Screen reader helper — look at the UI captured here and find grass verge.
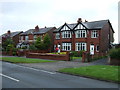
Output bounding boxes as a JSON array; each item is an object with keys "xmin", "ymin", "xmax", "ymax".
[
  {"xmin": 2, "ymin": 57, "xmax": 56, "ymax": 63},
  {"xmin": 58, "ymin": 65, "xmax": 120, "ymax": 83}
]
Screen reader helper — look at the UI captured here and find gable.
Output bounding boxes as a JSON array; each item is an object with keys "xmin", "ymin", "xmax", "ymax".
[
  {"xmin": 61, "ymin": 25, "xmax": 70, "ymax": 31},
  {"xmin": 74, "ymin": 23, "xmax": 86, "ymax": 30}
]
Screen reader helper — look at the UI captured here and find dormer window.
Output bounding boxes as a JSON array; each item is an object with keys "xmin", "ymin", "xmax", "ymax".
[{"xmin": 91, "ymin": 30, "xmax": 98, "ymax": 38}]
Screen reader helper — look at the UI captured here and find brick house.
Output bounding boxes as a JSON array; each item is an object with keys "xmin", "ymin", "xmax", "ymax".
[
  {"xmin": 53, "ymin": 18, "xmax": 114, "ymax": 55},
  {"xmin": 19, "ymin": 25, "xmax": 56, "ymax": 51},
  {"xmin": 2, "ymin": 30, "xmax": 23, "ymax": 46}
]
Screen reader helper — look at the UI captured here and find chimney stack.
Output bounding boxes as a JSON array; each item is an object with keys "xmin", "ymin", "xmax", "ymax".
[
  {"xmin": 7, "ymin": 30, "xmax": 11, "ymax": 35},
  {"xmin": 35, "ymin": 25, "xmax": 39, "ymax": 32},
  {"xmin": 77, "ymin": 18, "xmax": 82, "ymax": 23},
  {"xmin": 85, "ymin": 20, "xmax": 88, "ymax": 22}
]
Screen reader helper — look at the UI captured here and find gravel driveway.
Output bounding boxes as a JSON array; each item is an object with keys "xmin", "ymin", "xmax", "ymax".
[{"xmin": 19, "ymin": 58, "xmax": 108, "ymax": 71}]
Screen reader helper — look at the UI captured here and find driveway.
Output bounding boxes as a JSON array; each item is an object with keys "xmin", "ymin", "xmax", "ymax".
[{"xmin": 19, "ymin": 58, "xmax": 108, "ymax": 71}]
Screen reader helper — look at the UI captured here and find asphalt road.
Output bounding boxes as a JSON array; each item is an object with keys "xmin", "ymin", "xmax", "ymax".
[{"xmin": 1, "ymin": 61, "xmax": 119, "ymax": 88}]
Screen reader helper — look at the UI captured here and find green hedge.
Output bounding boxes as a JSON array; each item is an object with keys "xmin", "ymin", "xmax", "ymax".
[{"xmin": 109, "ymin": 48, "xmax": 120, "ymax": 59}]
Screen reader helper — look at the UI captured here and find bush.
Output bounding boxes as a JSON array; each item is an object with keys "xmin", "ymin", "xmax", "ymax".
[
  {"xmin": 79, "ymin": 50, "xmax": 84, "ymax": 57},
  {"xmin": 70, "ymin": 51, "xmax": 84, "ymax": 57},
  {"xmin": 109, "ymin": 48, "xmax": 120, "ymax": 59},
  {"xmin": 12, "ymin": 48, "xmax": 17, "ymax": 56},
  {"xmin": 29, "ymin": 44, "xmax": 37, "ymax": 50}
]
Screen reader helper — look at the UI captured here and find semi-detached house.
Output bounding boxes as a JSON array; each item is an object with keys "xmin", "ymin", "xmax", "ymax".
[
  {"xmin": 53, "ymin": 18, "xmax": 114, "ymax": 55},
  {"xmin": 19, "ymin": 25, "xmax": 56, "ymax": 51}
]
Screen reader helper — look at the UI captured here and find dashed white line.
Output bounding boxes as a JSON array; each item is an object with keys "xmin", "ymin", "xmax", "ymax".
[
  {"xmin": 5, "ymin": 62, "xmax": 56, "ymax": 74},
  {"xmin": 0, "ymin": 73, "xmax": 19, "ymax": 82}
]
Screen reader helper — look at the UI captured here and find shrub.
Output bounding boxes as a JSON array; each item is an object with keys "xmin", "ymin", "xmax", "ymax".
[
  {"xmin": 109, "ymin": 48, "xmax": 120, "ymax": 59},
  {"xmin": 29, "ymin": 44, "xmax": 37, "ymax": 50},
  {"xmin": 70, "ymin": 51, "xmax": 84, "ymax": 57},
  {"xmin": 79, "ymin": 50, "xmax": 84, "ymax": 57}
]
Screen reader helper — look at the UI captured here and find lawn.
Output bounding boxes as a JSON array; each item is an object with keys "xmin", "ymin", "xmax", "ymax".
[
  {"xmin": 2, "ymin": 57, "xmax": 56, "ymax": 63},
  {"xmin": 72, "ymin": 57, "xmax": 82, "ymax": 60},
  {"xmin": 59, "ymin": 65, "xmax": 120, "ymax": 83}
]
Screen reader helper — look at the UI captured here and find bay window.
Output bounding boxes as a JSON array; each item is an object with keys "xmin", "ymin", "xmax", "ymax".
[
  {"xmin": 76, "ymin": 42, "xmax": 86, "ymax": 51},
  {"xmin": 62, "ymin": 43, "xmax": 71, "ymax": 51}
]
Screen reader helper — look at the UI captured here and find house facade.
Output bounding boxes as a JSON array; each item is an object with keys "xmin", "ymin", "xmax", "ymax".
[
  {"xmin": 53, "ymin": 18, "xmax": 114, "ymax": 55},
  {"xmin": 2, "ymin": 30, "xmax": 23, "ymax": 46},
  {"xmin": 19, "ymin": 25, "xmax": 56, "ymax": 51}
]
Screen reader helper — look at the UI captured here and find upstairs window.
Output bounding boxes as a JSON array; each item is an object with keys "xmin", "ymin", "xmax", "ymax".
[
  {"xmin": 25, "ymin": 36, "xmax": 29, "ymax": 40},
  {"xmin": 75, "ymin": 30, "xmax": 87, "ymax": 38},
  {"xmin": 62, "ymin": 43, "xmax": 71, "ymax": 51},
  {"xmin": 75, "ymin": 42, "xmax": 86, "ymax": 51},
  {"xmin": 91, "ymin": 30, "xmax": 98, "ymax": 38},
  {"xmin": 55, "ymin": 33, "xmax": 60, "ymax": 39},
  {"xmin": 62, "ymin": 31, "xmax": 71, "ymax": 38}
]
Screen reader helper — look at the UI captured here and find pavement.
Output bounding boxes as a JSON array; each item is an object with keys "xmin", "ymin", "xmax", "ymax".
[{"xmin": 19, "ymin": 58, "xmax": 109, "ymax": 72}]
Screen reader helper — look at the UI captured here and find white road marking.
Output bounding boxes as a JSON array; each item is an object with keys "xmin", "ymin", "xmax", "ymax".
[
  {"xmin": 39, "ymin": 70, "xmax": 56, "ymax": 74},
  {"xmin": 5, "ymin": 62, "xmax": 56, "ymax": 74},
  {"xmin": 0, "ymin": 73, "xmax": 19, "ymax": 82}
]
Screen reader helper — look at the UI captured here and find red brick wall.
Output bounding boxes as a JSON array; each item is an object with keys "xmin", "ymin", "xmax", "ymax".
[{"xmin": 26, "ymin": 52, "xmax": 70, "ymax": 61}]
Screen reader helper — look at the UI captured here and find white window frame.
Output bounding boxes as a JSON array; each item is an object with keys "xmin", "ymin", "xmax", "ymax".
[
  {"xmin": 62, "ymin": 43, "xmax": 71, "ymax": 51},
  {"xmin": 75, "ymin": 42, "xmax": 87, "ymax": 51},
  {"xmin": 55, "ymin": 33, "xmax": 60, "ymax": 39},
  {"xmin": 75, "ymin": 30, "xmax": 87, "ymax": 38},
  {"xmin": 91, "ymin": 30, "xmax": 98, "ymax": 38},
  {"xmin": 25, "ymin": 36, "xmax": 29, "ymax": 40},
  {"xmin": 62, "ymin": 31, "xmax": 71, "ymax": 38}
]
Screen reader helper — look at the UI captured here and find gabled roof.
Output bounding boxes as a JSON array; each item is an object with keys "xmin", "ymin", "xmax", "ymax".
[
  {"xmin": 21, "ymin": 27, "xmax": 55, "ymax": 35},
  {"xmin": 2, "ymin": 31, "xmax": 23, "ymax": 38},
  {"xmin": 54, "ymin": 19, "xmax": 114, "ymax": 32}
]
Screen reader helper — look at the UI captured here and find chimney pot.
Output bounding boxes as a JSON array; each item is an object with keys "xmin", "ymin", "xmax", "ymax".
[
  {"xmin": 7, "ymin": 30, "xmax": 11, "ymax": 35},
  {"xmin": 77, "ymin": 18, "xmax": 82, "ymax": 23},
  {"xmin": 85, "ymin": 20, "xmax": 88, "ymax": 22},
  {"xmin": 35, "ymin": 25, "xmax": 39, "ymax": 32}
]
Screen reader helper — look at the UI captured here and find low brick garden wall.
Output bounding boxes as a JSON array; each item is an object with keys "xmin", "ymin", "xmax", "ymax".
[{"xmin": 26, "ymin": 52, "xmax": 70, "ymax": 61}]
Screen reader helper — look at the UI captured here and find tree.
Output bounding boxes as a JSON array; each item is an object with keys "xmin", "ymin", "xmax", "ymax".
[
  {"xmin": 43, "ymin": 33, "xmax": 51, "ymax": 50},
  {"xmin": 2, "ymin": 38, "xmax": 15, "ymax": 51},
  {"xmin": 34, "ymin": 37, "xmax": 43, "ymax": 50}
]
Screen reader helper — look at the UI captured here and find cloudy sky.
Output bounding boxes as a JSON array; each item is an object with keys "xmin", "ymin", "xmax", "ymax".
[{"xmin": 0, "ymin": 0, "xmax": 119, "ymax": 43}]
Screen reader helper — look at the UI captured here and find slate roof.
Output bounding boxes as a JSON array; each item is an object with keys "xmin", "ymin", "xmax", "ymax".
[
  {"xmin": 21, "ymin": 27, "xmax": 54, "ymax": 35},
  {"xmin": 82, "ymin": 20, "xmax": 109, "ymax": 29},
  {"xmin": 2, "ymin": 31, "xmax": 23, "ymax": 37},
  {"xmin": 54, "ymin": 20, "xmax": 113, "ymax": 32}
]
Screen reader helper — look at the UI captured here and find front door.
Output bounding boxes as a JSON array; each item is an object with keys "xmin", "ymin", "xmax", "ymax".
[{"xmin": 90, "ymin": 44, "xmax": 94, "ymax": 55}]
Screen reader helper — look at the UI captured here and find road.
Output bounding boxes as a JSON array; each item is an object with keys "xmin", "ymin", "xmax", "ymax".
[{"xmin": 1, "ymin": 61, "xmax": 119, "ymax": 88}]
